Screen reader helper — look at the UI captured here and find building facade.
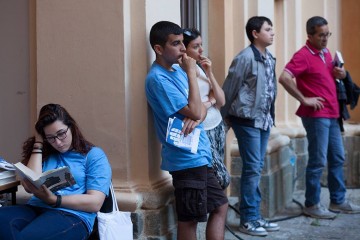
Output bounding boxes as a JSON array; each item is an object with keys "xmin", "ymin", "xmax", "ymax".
[{"xmin": 1, "ymin": 0, "xmax": 360, "ymax": 238}]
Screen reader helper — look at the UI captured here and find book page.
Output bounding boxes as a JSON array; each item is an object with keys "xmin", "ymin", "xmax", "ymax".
[
  {"xmin": 14, "ymin": 162, "xmax": 76, "ymax": 192},
  {"xmin": 166, "ymin": 117, "xmax": 200, "ymax": 154},
  {"xmin": 40, "ymin": 166, "xmax": 76, "ymax": 192}
]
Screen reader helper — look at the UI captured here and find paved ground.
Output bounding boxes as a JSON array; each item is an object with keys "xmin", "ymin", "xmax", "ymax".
[{"xmin": 198, "ymin": 188, "xmax": 360, "ymax": 240}]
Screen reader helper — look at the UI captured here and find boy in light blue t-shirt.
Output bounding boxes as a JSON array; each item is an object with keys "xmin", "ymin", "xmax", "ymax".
[{"xmin": 145, "ymin": 21, "xmax": 228, "ymax": 240}]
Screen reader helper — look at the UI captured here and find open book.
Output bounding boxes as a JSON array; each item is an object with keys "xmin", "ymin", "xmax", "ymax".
[
  {"xmin": 166, "ymin": 117, "xmax": 200, "ymax": 154},
  {"xmin": 14, "ymin": 162, "xmax": 76, "ymax": 193},
  {"xmin": 334, "ymin": 50, "xmax": 344, "ymax": 68}
]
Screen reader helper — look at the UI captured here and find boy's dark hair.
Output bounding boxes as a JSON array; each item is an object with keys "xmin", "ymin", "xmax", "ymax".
[
  {"xmin": 306, "ymin": 16, "xmax": 328, "ymax": 35},
  {"xmin": 183, "ymin": 28, "xmax": 201, "ymax": 48},
  {"xmin": 149, "ymin": 21, "xmax": 184, "ymax": 50},
  {"xmin": 245, "ymin": 16, "xmax": 273, "ymax": 43}
]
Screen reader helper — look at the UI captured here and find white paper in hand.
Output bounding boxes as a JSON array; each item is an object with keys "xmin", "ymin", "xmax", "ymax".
[{"xmin": 166, "ymin": 117, "xmax": 200, "ymax": 154}]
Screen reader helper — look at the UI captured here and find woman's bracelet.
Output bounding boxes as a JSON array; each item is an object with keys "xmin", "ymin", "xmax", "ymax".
[
  {"xmin": 33, "ymin": 146, "xmax": 43, "ymax": 150},
  {"xmin": 52, "ymin": 195, "xmax": 62, "ymax": 208}
]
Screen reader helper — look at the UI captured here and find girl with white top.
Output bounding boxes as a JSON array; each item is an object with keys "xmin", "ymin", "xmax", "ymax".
[{"xmin": 183, "ymin": 28, "xmax": 230, "ymax": 189}]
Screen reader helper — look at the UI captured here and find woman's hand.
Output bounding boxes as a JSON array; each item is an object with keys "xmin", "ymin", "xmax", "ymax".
[
  {"xmin": 198, "ymin": 56, "xmax": 212, "ymax": 74},
  {"xmin": 22, "ymin": 178, "xmax": 107, "ymax": 211},
  {"xmin": 22, "ymin": 179, "xmax": 56, "ymax": 205},
  {"xmin": 199, "ymin": 56, "xmax": 226, "ymax": 107},
  {"xmin": 21, "ymin": 179, "xmax": 33, "ymax": 193},
  {"xmin": 34, "ymin": 130, "xmax": 44, "ymax": 144}
]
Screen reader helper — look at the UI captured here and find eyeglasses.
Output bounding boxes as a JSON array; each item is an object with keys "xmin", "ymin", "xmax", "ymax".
[
  {"xmin": 318, "ymin": 32, "xmax": 332, "ymax": 39},
  {"xmin": 45, "ymin": 127, "xmax": 69, "ymax": 143}
]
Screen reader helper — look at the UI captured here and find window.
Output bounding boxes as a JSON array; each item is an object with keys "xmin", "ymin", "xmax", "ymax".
[
  {"xmin": 180, "ymin": 0, "xmax": 208, "ymax": 55},
  {"xmin": 181, "ymin": 0, "xmax": 201, "ymax": 30}
]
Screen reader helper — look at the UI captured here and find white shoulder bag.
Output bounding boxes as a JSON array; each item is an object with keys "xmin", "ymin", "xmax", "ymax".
[{"xmin": 97, "ymin": 183, "xmax": 133, "ymax": 240}]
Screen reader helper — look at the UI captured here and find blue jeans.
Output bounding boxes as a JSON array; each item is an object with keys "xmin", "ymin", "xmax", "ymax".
[
  {"xmin": 232, "ymin": 123, "xmax": 270, "ymax": 222},
  {"xmin": 301, "ymin": 117, "xmax": 346, "ymax": 207},
  {"xmin": 0, "ymin": 205, "xmax": 88, "ymax": 240}
]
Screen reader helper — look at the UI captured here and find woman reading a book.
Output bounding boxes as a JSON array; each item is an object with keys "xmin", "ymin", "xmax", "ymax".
[{"xmin": 0, "ymin": 103, "xmax": 112, "ymax": 240}]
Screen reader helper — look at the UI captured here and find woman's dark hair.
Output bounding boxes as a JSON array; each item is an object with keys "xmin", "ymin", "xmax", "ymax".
[
  {"xmin": 245, "ymin": 16, "xmax": 273, "ymax": 43},
  {"xmin": 22, "ymin": 103, "xmax": 94, "ymax": 163},
  {"xmin": 183, "ymin": 28, "xmax": 201, "ymax": 48},
  {"xmin": 306, "ymin": 16, "xmax": 328, "ymax": 35}
]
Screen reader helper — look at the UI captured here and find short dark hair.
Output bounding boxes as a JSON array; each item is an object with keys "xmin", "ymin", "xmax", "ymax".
[
  {"xmin": 149, "ymin": 21, "xmax": 183, "ymax": 50},
  {"xmin": 245, "ymin": 16, "xmax": 273, "ymax": 43},
  {"xmin": 306, "ymin": 16, "xmax": 328, "ymax": 35},
  {"xmin": 183, "ymin": 28, "xmax": 201, "ymax": 48}
]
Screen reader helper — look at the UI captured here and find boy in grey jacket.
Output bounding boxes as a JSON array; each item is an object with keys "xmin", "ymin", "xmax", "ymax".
[{"xmin": 221, "ymin": 16, "xmax": 278, "ymax": 237}]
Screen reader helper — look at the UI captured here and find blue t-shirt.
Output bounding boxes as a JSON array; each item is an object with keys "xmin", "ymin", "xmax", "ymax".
[
  {"xmin": 145, "ymin": 62, "xmax": 211, "ymax": 171},
  {"xmin": 27, "ymin": 146, "xmax": 112, "ymax": 233}
]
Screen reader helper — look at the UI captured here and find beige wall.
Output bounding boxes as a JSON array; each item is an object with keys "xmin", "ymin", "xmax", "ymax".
[
  {"xmin": 30, "ymin": 0, "xmax": 183, "ymax": 210},
  {"xmin": 34, "ymin": 0, "xmax": 130, "ymax": 187},
  {"xmin": 0, "ymin": 0, "xmax": 30, "ymax": 162}
]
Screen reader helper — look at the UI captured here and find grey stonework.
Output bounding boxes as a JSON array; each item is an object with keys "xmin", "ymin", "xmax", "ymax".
[
  {"xmin": 131, "ymin": 199, "xmax": 177, "ymax": 240},
  {"xmin": 228, "ymin": 135, "xmax": 360, "ymax": 222},
  {"xmin": 319, "ymin": 135, "xmax": 360, "ymax": 188},
  {"xmin": 229, "ymin": 144, "xmax": 295, "ymax": 218},
  {"xmin": 290, "ymin": 137, "xmax": 309, "ymax": 191}
]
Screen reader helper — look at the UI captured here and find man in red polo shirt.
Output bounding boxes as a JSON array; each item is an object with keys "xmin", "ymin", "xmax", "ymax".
[{"xmin": 279, "ymin": 16, "xmax": 360, "ymax": 219}]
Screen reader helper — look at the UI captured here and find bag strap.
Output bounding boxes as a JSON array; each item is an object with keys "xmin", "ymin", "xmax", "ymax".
[{"xmin": 110, "ymin": 182, "xmax": 119, "ymax": 212}]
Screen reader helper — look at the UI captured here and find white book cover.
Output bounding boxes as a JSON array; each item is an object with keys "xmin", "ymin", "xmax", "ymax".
[
  {"xmin": 166, "ymin": 117, "xmax": 200, "ymax": 154},
  {"xmin": 14, "ymin": 162, "xmax": 76, "ymax": 192},
  {"xmin": 334, "ymin": 50, "xmax": 344, "ymax": 68}
]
